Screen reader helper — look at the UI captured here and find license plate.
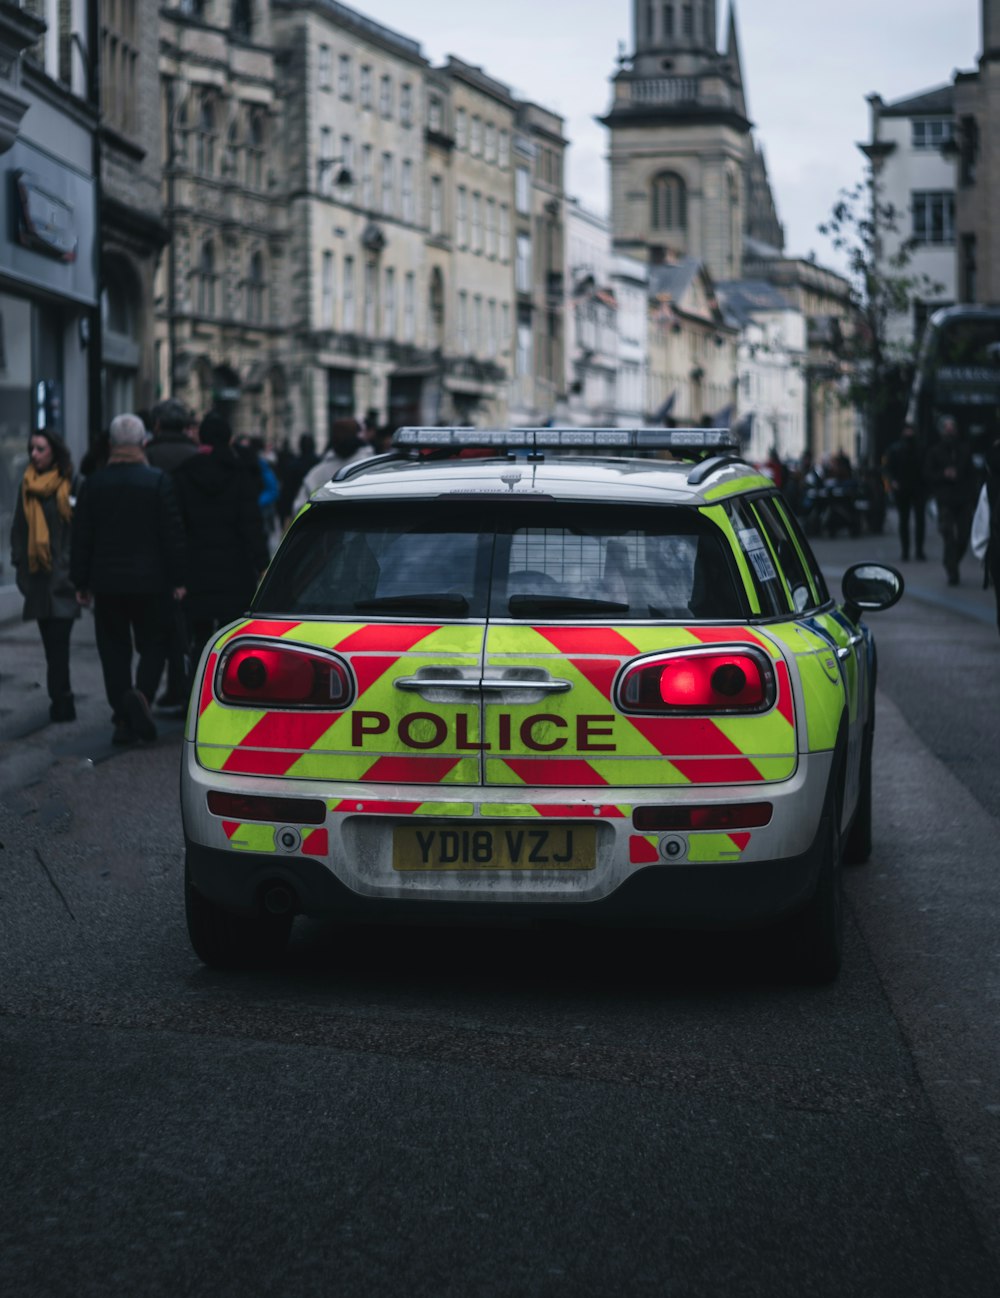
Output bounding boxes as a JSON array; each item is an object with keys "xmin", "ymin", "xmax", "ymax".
[{"xmin": 393, "ymin": 823, "xmax": 596, "ymax": 872}]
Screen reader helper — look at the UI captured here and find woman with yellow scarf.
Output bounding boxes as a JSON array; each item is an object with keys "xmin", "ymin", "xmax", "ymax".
[{"xmin": 9, "ymin": 430, "xmax": 80, "ymax": 722}]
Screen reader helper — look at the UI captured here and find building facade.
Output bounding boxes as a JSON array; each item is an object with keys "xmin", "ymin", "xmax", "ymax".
[
  {"xmin": 860, "ymin": 86, "xmax": 957, "ymax": 349},
  {"xmin": 952, "ymin": 0, "xmax": 1000, "ymax": 303},
  {"xmin": 1, "ymin": 0, "xmax": 99, "ymax": 621}
]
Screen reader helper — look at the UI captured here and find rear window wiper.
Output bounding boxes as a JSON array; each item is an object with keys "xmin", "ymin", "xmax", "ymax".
[
  {"xmin": 507, "ymin": 595, "xmax": 630, "ymax": 616},
  {"xmin": 355, "ymin": 593, "xmax": 470, "ymax": 614}
]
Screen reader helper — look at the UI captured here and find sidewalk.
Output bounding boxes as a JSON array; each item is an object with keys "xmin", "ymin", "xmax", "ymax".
[{"xmin": 0, "ymin": 606, "xmax": 186, "ymax": 796}]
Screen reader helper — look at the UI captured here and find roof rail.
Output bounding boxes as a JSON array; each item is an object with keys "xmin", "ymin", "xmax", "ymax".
[
  {"xmin": 686, "ymin": 454, "xmax": 746, "ymax": 485},
  {"xmin": 392, "ymin": 426, "xmax": 741, "ymax": 456},
  {"xmin": 333, "ymin": 450, "xmax": 408, "ymax": 481}
]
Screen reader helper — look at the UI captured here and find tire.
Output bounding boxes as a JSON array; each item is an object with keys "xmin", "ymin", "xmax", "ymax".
[
  {"xmin": 781, "ymin": 798, "xmax": 843, "ymax": 984},
  {"xmin": 843, "ymin": 725, "xmax": 873, "ymax": 865},
  {"xmin": 185, "ymin": 864, "xmax": 292, "ymax": 969}
]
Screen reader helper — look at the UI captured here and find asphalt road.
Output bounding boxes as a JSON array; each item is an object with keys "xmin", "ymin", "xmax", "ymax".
[{"xmin": 1, "ymin": 528, "xmax": 998, "ymax": 1297}]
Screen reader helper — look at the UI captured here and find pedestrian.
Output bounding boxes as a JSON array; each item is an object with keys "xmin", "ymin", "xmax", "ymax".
[
  {"xmin": 292, "ymin": 417, "xmax": 373, "ymax": 512},
  {"xmin": 145, "ymin": 397, "xmax": 200, "ymax": 710},
  {"xmin": 972, "ymin": 428, "xmax": 1000, "ymax": 635},
  {"xmin": 276, "ymin": 432, "xmax": 319, "ymax": 529},
  {"xmin": 924, "ymin": 415, "xmax": 978, "ymax": 585},
  {"xmin": 70, "ymin": 413, "xmax": 186, "ymax": 745},
  {"xmin": 9, "ymin": 429, "xmax": 80, "ymax": 723},
  {"xmin": 884, "ymin": 422, "xmax": 927, "ymax": 561},
  {"xmin": 174, "ymin": 410, "xmax": 270, "ymax": 670}
]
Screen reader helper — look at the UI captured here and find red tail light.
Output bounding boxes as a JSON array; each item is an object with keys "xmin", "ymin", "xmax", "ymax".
[
  {"xmin": 617, "ymin": 648, "xmax": 776, "ymax": 715},
  {"xmin": 633, "ymin": 803, "xmax": 773, "ymax": 831},
  {"xmin": 216, "ymin": 639, "xmax": 353, "ymax": 708},
  {"xmin": 207, "ymin": 791, "xmax": 327, "ymax": 824}
]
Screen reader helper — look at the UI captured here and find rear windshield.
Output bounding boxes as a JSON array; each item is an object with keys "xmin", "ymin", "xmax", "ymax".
[{"xmin": 253, "ymin": 500, "xmax": 747, "ymax": 622}]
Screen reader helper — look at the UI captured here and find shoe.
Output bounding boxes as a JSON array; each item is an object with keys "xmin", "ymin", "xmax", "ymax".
[
  {"xmin": 49, "ymin": 694, "xmax": 76, "ymax": 723},
  {"xmin": 947, "ymin": 573, "xmax": 960, "ymax": 587},
  {"xmin": 112, "ymin": 722, "xmax": 135, "ymax": 745},
  {"xmin": 123, "ymin": 688, "xmax": 157, "ymax": 742}
]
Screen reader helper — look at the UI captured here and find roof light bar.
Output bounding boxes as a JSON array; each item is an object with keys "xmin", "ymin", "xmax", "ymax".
[{"xmin": 392, "ymin": 427, "xmax": 740, "ymax": 453}]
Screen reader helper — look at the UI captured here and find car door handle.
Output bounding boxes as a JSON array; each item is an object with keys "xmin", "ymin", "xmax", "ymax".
[
  {"xmin": 394, "ymin": 677, "xmax": 571, "ymax": 693},
  {"xmin": 481, "ymin": 677, "xmax": 571, "ymax": 693},
  {"xmin": 836, "ymin": 634, "xmax": 863, "ymax": 660}
]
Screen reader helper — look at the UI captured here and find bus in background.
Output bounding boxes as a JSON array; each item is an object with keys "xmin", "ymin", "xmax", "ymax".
[{"xmin": 907, "ymin": 304, "xmax": 1000, "ymax": 463}]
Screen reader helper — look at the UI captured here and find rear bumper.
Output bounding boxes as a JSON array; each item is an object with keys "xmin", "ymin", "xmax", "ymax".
[{"xmin": 185, "ymin": 816, "xmax": 825, "ymax": 932}]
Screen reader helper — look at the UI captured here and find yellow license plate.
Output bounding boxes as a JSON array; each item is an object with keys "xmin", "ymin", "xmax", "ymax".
[{"xmin": 392, "ymin": 823, "xmax": 596, "ymax": 872}]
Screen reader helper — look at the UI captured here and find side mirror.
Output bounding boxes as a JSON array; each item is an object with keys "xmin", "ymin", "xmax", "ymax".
[{"xmin": 841, "ymin": 563, "xmax": 904, "ymax": 623}]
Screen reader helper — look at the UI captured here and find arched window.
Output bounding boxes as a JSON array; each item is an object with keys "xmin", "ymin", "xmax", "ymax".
[
  {"xmin": 197, "ymin": 96, "xmax": 216, "ymax": 175},
  {"xmin": 223, "ymin": 119, "xmax": 240, "ymax": 179},
  {"xmin": 246, "ymin": 250, "xmax": 266, "ymax": 324},
  {"xmin": 651, "ymin": 172, "xmax": 686, "ymax": 231},
  {"xmin": 198, "ymin": 240, "xmax": 217, "ymax": 316},
  {"xmin": 247, "ymin": 111, "xmax": 265, "ymax": 191}
]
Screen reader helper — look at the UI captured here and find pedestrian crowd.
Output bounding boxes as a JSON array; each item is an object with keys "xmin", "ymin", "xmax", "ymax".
[{"xmin": 8, "ymin": 403, "xmax": 391, "ymax": 746}]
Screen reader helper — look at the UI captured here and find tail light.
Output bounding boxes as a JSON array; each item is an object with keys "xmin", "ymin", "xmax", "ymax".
[
  {"xmin": 616, "ymin": 647, "xmax": 776, "ymax": 715},
  {"xmin": 207, "ymin": 791, "xmax": 327, "ymax": 824},
  {"xmin": 633, "ymin": 803, "xmax": 773, "ymax": 831},
  {"xmin": 216, "ymin": 639, "xmax": 353, "ymax": 708}
]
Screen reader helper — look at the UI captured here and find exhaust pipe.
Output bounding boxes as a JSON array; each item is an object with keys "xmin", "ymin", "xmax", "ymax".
[{"xmin": 262, "ymin": 883, "xmax": 296, "ymax": 916}]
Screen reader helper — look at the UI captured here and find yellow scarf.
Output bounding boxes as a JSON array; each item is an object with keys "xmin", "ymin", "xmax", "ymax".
[{"xmin": 22, "ymin": 465, "xmax": 73, "ymax": 574}]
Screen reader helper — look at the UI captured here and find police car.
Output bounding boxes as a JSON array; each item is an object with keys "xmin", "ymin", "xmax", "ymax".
[{"xmin": 181, "ymin": 427, "xmax": 902, "ymax": 980}]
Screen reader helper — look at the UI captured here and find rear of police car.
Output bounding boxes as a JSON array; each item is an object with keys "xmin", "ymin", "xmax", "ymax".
[{"xmin": 181, "ymin": 429, "xmax": 844, "ymax": 976}]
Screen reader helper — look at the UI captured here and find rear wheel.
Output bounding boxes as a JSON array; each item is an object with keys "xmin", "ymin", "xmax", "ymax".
[
  {"xmin": 185, "ymin": 864, "xmax": 292, "ymax": 969},
  {"xmin": 781, "ymin": 801, "xmax": 843, "ymax": 984}
]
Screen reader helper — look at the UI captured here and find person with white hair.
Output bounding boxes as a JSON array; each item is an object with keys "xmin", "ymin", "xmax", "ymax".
[{"xmin": 70, "ymin": 413, "xmax": 187, "ymax": 745}]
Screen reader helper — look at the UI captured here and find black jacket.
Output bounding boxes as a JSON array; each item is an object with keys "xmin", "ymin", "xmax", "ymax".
[
  {"xmin": 146, "ymin": 431, "xmax": 200, "ymax": 475},
  {"xmin": 173, "ymin": 448, "xmax": 269, "ymax": 615},
  {"xmin": 924, "ymin": 437, "xmax": 978, "ymax": 509},
  {"xmin": 71, "ymin": 462, "xmax": 186, "ymax": 595},
  {"xmin": 885, "ymin": 435, "xmax": 925, "ymax": 497}
]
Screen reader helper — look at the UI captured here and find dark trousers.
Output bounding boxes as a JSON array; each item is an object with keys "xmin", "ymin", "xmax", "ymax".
[
  {"xmin": 93, "ymin": 592, "xmax": 170, "ymax": 720},
  {"xmin": 161, "ymin": 594, "xmax": 190, "ymax": 700},
  {"xmin": 37, "ymin": 617, "xmax": 74, "ymax": 701},
  {"xmin": 936, "ymin": 500, "xmax": 973, "ymax": 580},
  {"xmin": 895, "ymin": 491, "xmax": 926, "ymax": 558}
]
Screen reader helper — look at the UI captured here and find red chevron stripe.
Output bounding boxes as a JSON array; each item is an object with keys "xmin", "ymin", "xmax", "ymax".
[
  {"xmin": 221, "ymin": 712, "xmax": 339, "ymax": 776},
  {"xmin": 568, "ymin": 657, "xmax": 620, "ymax": 699},
  {"xmin": 687, "ymin": 625, "xmax": 765, "ymax": 646},
  {"xmin": 351, "ymin": 654, "xmax": 406, "ymax": 697},
  {"xmin": 301, "ymin": 829, "xmax": 329, "ymax": 856},
  {"xmin": 502, "ymin": 758, "xmax": 609, "ymax": 786},
  {"xmin": 199, "ymin": 652, "xmax": 218, "ymax": 715},
  {"xmin": 671, "ymin": 756, "xmax": 764, "ymax": 783},
  {"xmin": 629, "ymin": 714, "xmax": 751, "ymax": 758},
  {"xmin": 230, "ymin": 619, "xmax": 302, "ymax": 641},
  {"xmin": 336, "ymin": 624, "xmax": 441, "ymax": 653},
  {"xmin": 629, "ymin": 835, "xmax": 660, "ymax": 864},
  {"xmin": 775, "ymin": 660, "xmax": 794, "ymax": 727},
  {"xmin": 360, "ymin": 755, "xmax": 461, "ymax": 784},
  {"xmin": 532, "ymin": 803, "xmax": 627, "ymax": 818},
  {"xmin": 330, "ymin": 799, "xmax": 424, "ymax": 815},
  {"xmin": 729, "ymin": 832, "xmax": 751, "ymax": 851},
  {"xmin": 533, "ymin": 626, "xmax": 638, "ymax": 656},
  {"xmin": 222, "ymin": 820, "xmax": 239, "ymax": 839}
]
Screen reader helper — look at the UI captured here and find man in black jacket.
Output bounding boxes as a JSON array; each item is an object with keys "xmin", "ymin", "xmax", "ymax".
[
  {"xmin": 885, "ymin": 422, "xmax": 926, "ymax": 561},
  {"xmin": 924, "ymin": 416, "xmax": 978, "ymax": 585},
  {"xmin": 71, "ymin": 413, "xmax": 187, "ymax": 744}
]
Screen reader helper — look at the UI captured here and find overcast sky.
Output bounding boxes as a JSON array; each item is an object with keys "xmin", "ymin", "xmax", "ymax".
[{"xmin": 359, "ymin": 0, "xmax": 980, "ymax": 273}]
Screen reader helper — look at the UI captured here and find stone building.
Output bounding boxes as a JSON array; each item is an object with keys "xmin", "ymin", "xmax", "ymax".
[
  {"xmin": 1, "ymin": 0, "xmax": 99, "ymax": 620},
  {"xmin": 508, "ymin": 100, "xmax": 567, "ymax": 425},
  {"xmin": 952, "ymin": 0, "xmax": 1000, "ymax": 303},
  {"xmin": 646, "ymin": 256, "xmax": 736, "ymax": 427},
  {"xmin": 158, "ymin": 0, "xmax": 289, "ymax": 435}
]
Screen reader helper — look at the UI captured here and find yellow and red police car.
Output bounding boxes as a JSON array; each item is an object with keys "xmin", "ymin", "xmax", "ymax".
[{"xmin": 181, "ymin": 428, "xmax": 902, "ymax": 980}]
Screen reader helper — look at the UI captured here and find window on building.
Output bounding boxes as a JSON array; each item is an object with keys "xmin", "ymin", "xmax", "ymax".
[
  {"xmin": 364, "ymin": 261, "xmax": 377, "ymax": 335},
  {"xmin": 472, "ymin": 294, "xmax": 483, "ymax": 355},
  {"xmin": 319, "ymin": 127, "xmax": 333, "ymax": 195},
  {"xmin": 651, "ymin": 171, "xmax": 687, "ymax": 229},
  {"xmin": 682, "ymin": 3, "xmax": 693, "ymax": 36},
  {"xmin": 321, "ymin": 252, "xmax": 335, "ymax": 328},
  {"xmin": 502, "ymin": 302, "xmax": 511, "ymax": 347},
  {"xmin": 471, "ymin": 192, "xmax": 482, "ymax": 254},
  {"xmin": 360, "ymin": 65, "xmax": 373, "ymax": 109},
  {"xmin": 100, "ymin": 0, "xmax": 138, "ymax": 135},
  {"xmin": 247, "ymin": 250, "xmax": 266, "ymax": 324},
  {"xmin": 500, "ymin": 203, "xmax": 510, "ymax": 260},
  {"xmin": 318, "ymin": 44, "xmax": 332, "ymax": 91},
  {"xmin": 384, "ymin": 267, "xmax": 396, "ymax": 338},
  {"xmin": 343, "ymin": 255, "xmax": 356, "ymax": 330},
  {"xmin": 380, "ymin": 74, "xmax": 393, "ymax": 118},
  {"xmin": 232, "ymin": 0, "xmax": 252, "ymax": 39},
  {"xmin": 197, "ymin": 240, "xmax": 217, "ymax": 316},
  {"xmin": 430, "ymin": 175, "xmax": 444, "ymax": 236},
  {"xmin": 403, "ymin": 272, "xmax": 416, "ymax": 341},
  {"xmin": 456, "ymin": 108, "xmax": 467, "ymax": 149},
  {"xmin": 338, "ymin": 53, "xmax": 352, "ymax": 99},
  {"xmin": 471, "ymin": 115, "xmax": 482, "ymax": 155},
  {"xmin": 960, "ymin": 115, "xmax": 979, "ymax": 187},
  {"xmin": 487, "ymin": 298, "xmax": 497, "ymax": 356},
  {"xmin": 428, "ymin": 94, "xmax": 443, "ymax": 133},
  {"xmin": 381, "ymin": 152, "xmax": 394, "ymax": 217},
  {"xmin": 361, "ymin": 144, "xmax": 374, "ymax": 208},
  {"xmin": 197, "ymin": 96, "xmax": 216, "ymax": 175},
  {"xmin": 401, "ymin": 160, "xmax": 415, "ymax": 222},
  {"xmin": 515, "ymin": 165, "xmax": 531, "ymax": 215},
  {"xmin": 516, "ymin": 306, "xmax": 532, "ymax": 377},
  {"xmin": 457, "ymin": 290, "xmax": 469, "ymax": 352},
  {"xmin": 663, "ymin": 4, "xmax": 674, "ymax": 37},
  {"xmin": 247, "ymin": 111, "xmax": 265, "ymax": 190},
  {"xmin": 912, "ymin": 118, "xmax": 953, "ymax": 150},
  {"xmin": 486, "ymin": 198, "xmax": 497, "ymax": 258},
  {"xmin": 516, "ymin": 232, "xmax": 532, "ymax": 293},
  {"xmin": 401, "ymin": 83, "xmax": 413, "ymax": 127},
  {"xmin": 498, "ymin": 129, "xmax": 509, "ymax": 168},
  {"xmin": 456, "ymin": 186, "xmax": 468, "ymax": 246},
  {"xmin": 912, "ymin": 191, "xmax": 955, "ymax": 244},
  {"xmin": 485, "ymin": 122, "xmax": 496, "ymax": 162}
]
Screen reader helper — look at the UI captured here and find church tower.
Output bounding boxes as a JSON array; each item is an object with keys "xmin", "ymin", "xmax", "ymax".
[{"xmin": 602, "ymin": 2, "xmax": 753, "ymax": 280}]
